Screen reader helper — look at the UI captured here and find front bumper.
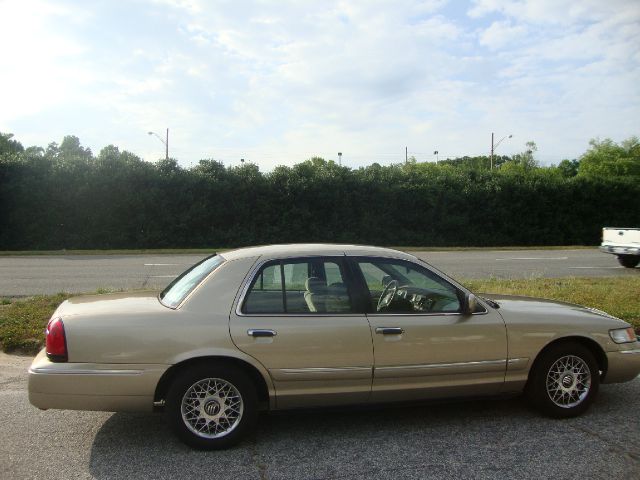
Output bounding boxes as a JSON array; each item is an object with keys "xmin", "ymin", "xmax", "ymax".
[
  {"xmin": 600, "ymin": 245, "xmax": 640, "ymax": 256},
  {"xmin": 604, "ymin": 345, "xmax": 640, "ymax": 383},
  {"xmin": 28, "ymin": 349, "xmax": 168, "ymax": 412}
]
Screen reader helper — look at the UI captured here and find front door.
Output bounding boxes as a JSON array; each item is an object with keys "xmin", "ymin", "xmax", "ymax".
[
  {"xmin": 230, "ymin": 256, "xmax": 373, "ymax": 409},
  {"xmin": 350, "ymin": 257, "xmax": 507, "ymax": 403}
]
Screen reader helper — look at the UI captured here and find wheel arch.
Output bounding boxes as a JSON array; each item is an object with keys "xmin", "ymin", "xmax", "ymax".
[
  {"xmin": 529, "ymin": 335, "xmax": 608, "ymax": 381},
  {"xmin": 154, "ymin": 356, "xmax": 272, "ymax": 410}
]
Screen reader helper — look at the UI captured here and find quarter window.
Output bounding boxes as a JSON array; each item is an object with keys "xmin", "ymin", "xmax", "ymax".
[{"xmin": 242, "ymin": 258, "xmax": 352, "ymax": 314}]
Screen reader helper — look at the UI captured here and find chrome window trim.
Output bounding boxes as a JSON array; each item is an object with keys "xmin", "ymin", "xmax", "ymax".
[
  {"xmin": 237, "ymin": 312, "xmax": 368, "ymax": 318},
  {"xmin": 167, "ymin": 253, "xmax": 227, "ymax": 310},
  {"xmin": 235, "ymin": 254, "xmax": 356, "ymax": 317},
  {"xmin": 351, "ymin": 255, "xmax": 488, "ymax": 316},
  {"xmin": 235, "ymin": 253, "xmax": 490, "ymax": 317},
  {"xmin": 365, "ymin": 311, "xmax": 488, "ymax": 317}
]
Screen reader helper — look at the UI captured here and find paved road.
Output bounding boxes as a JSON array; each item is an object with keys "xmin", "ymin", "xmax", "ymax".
[
  {"xmin": 1, "ymin": 353, "xmax": 638, "ymax": 479},
  {"xmin": 0, "ymin": 248, "xmax": 636, "ymax": 297}
]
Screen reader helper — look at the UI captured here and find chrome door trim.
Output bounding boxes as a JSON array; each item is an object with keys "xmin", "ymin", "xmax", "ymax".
[
  {"xmin": 376, "ymin": 359, "xmax": 506, "ymax": 372},
  {"xmin": 620, "ymin": 349, "xmax": 640, "ymax": 355},
  {"xmin": 28, "ymin": 367, "xmax": 143, "ymax": 376},
  {"xmin": 373, "ymin": 358, "xmax": 507, "ymax": 378},
  {"xmin": 507, "ymin": 358, "xmax": 530, "ymax": 370},
  {"xmin": 271, "ymin": 366, "xmax": 373, "ymax": 382},
  {"xmin": 278, "ymin": 366, "xmax": 372, "ymax": 375}
]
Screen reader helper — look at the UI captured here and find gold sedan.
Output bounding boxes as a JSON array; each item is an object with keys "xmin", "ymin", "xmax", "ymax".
[{"xmin": 28, "ymin": 244, "xmax": 640, "ymax": 449}]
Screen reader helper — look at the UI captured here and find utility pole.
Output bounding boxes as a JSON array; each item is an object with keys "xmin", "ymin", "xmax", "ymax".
[
  {"xmin": 338, "ymin": 152, "xmax": 342, "ymax": 166},
  {"xmin": 490, "ymin": 132, "xmax": 494, "ymax": 170},
  {"xmin": 405, "ymin": 146, "xmax": 408, "ymax": 164},
  {"xmin": 165, "ymin": 128, "xmax": 169, "ymax": 160},
  {"xmin": 491, "ymin": 132, "xmax": 513, "ymax": 170},
  {"xmin": 148, "ymin": 128, "xmax": 169, "ymax": 160}
]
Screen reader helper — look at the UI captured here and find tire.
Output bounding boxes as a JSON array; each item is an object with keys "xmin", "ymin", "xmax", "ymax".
[
  {"xmin": 617, "ymin": 255, "xmax": 640, "ymax": 268},
  {"xmin": 165, "ymin": 364, "xmax": 258, "ymax": 450},
  {"xmin": 525, "ymin": 342, "xmax": 599, "ymax": 418}
]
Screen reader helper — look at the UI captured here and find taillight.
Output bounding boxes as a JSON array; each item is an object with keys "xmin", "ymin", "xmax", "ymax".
[{"xmin": 46, "ymin": 318, "xmax": 68, "ymax": 362}]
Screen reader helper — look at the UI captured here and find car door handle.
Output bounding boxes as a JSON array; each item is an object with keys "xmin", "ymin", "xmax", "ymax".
[
  {"xmin": 247, "ymin": 329, "xmax": 277, "ymax": 337},
  {"xmin": 375, "ymin": 327, "xmax": 404, "ymax": 335}
]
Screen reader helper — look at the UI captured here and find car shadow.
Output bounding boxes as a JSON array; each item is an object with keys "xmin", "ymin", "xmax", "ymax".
[
  {"xmin": 88, "ymin": 388, "xmax": 636, "ymax": 480},
  {"xmin": 88, "ymin": 396, "xmax": 519, "ymax": 478}
]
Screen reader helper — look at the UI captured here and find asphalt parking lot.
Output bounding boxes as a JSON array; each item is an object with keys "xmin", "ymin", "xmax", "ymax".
[{"xmin": 1, "ymin": 353, "xmax": 638, "ymax": 479}]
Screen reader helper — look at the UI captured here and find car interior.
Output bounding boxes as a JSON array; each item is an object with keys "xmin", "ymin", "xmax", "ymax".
[{"xmin": 242, "ymin": 257, "xmax": 462, "ymax": 315}]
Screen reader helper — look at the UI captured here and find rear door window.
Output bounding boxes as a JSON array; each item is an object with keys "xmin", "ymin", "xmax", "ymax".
[{"xmin": 242, "ymin": 258, "xmax": 353, "ymax": 314}]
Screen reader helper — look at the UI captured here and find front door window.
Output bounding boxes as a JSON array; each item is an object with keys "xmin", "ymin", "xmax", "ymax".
[{"xmin": 356, "ymin": 259, "xmax": 462, "ymax": 313}]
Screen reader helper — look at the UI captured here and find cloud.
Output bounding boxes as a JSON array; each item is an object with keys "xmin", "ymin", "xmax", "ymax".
[
  {"xmin": 1, "ymin": 0, "xmax": 638, "ymax": 169},
  {"xmin": 479, "ymin": 20, "xmax": 526, "ymax": 49},
  {"xmin": 0, "ymin": 0, "xmax": 92, "ymax": 122}
]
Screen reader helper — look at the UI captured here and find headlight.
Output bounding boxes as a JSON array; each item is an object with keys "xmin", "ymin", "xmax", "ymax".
[{"xmin": 609, "ymin": 327, "xmax": 637, "ymax": 344}]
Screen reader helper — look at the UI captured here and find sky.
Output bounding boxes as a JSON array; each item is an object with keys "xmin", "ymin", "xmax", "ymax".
[{"xmin": 0, "ymin": 0, "xmax": 638, "ymax": 169}]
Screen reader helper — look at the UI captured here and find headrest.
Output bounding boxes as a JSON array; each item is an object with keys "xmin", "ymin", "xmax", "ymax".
[{"xmin": 305, "ymin": 277, "xmax": 326, "ymax": 293}]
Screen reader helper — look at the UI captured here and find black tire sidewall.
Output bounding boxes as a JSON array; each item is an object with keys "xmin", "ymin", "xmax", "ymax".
[
  {"xmin": 617, "ymin": 255, "xmax": 640, "ymax": 268},
  {"xmin": 527, "ymin": 342, "xmax": 600, "ymax": 418},
  {"xmin": 165, "ymin": 364, "xmax": 258, "ymax": 450}
]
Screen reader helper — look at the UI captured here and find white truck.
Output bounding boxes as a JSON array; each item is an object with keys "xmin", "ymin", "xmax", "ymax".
[{"xmin": 600, "ymin": 227, "xmax": 640, "ymax": 268}]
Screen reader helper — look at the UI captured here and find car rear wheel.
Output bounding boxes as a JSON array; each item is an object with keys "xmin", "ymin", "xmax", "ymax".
[
  {"xmin": 165, "ymin": 364, "xmax": 258, "ymax": 449},
  {"xmin": 617, "ymin": 255, "xmax": 639, "ymax": 268},
  {"xmin": 526, "ymin": 342, "xmax": 599, "ymax": 418}
]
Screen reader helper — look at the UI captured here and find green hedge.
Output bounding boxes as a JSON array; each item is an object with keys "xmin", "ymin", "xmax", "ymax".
[{"xmin": 1, "ymin": 153, "xmax": 638, "ymax": 250}]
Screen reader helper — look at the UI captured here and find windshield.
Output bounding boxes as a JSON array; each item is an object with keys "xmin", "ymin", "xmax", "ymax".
[{"xmin": 159, "ymin": 254, "xmax": 225, "ymax": 308}]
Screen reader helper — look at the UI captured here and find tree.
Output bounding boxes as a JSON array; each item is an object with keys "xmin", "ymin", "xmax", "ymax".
[
  {"xmin": 501, "ymin": 141, "xmax": 539, "ymax": 172},
  {"xmin": 557, "ymin": 159, "xmax": 580, "ymax": 177},
  {"xmin": 0, "ymin": 132, "xmax": 24, "ymax": 156},
  {"xmin": 59, "ymin": 135, "xmax": 92, "ymax": 163},
  {"xmin": 578, "ymin": 137, "xmax": 640, "ymax": 177}
]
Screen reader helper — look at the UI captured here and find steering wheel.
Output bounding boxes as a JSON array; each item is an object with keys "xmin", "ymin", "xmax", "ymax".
[{"xmin": 377, "ymin": 279, "xmax": 398, "ymax": 311}]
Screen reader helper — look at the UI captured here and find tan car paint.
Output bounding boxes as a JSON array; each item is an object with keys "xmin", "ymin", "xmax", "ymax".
[
  {"xmin": 29, "ymin": 255, "xmax": 277, "ymax": 411},
  {"xmin": 28, "ymin": 244, "xmax": 640, "ymax": 415},
  {"xmin": 367, "ymin": 309, "xmax": 508, "ymax": 402},
  {"xmin": 231, "ymin": 311, "xmax": 374, "ymax": 409}
]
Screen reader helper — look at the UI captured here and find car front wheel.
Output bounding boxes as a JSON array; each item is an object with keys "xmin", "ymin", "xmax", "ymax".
[
  {"xmin": 526, "ymin": 342, "xmax": 599, "ymax": 418},
  {"xmin": 165, "ymin": 364, "xmax": 258, "ymax": 449}
]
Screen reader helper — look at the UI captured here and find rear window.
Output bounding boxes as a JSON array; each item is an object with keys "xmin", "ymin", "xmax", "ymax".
[{"xmin": 160, "ymin": 254, "xmax": 225, "ymax": 308}]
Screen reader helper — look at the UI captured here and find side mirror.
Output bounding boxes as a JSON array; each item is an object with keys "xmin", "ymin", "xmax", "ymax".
[{"xmin": 464, "ymin": 293, "xmax": 478, "ymax": 315}]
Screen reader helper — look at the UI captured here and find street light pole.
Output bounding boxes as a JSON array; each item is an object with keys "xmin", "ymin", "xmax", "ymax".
[
  {"xmin": 148, "ymin": 129, "xmax": 169, "ymax": 160},
  {"xmin": 490, "ymin": 132, "xmax": 512, "ymax": 170}
]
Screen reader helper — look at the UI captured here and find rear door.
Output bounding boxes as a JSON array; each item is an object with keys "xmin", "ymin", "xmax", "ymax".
[{"xmin": 230, "ymin": 256, "xmax": 374, "ymax": 409}]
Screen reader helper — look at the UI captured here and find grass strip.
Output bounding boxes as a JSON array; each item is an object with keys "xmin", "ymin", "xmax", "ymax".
[
  {"xmin": 464, "ymin": 276, "xmax": 639, "ymax": 331},
  {"xmin": 1, "ymin": 277, "xmax": 638, "ymax": 354}
]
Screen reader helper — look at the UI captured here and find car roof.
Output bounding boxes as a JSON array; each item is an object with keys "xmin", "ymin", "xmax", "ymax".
[{"xmin": 221, "ymin": 243, "xmax": 417, "ymax": 261}]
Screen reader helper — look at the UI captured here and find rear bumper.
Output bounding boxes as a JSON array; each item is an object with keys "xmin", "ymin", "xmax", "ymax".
[
  {"xmin": 604, "ymin": 347, "xmax": 640, "ymax": 383},
  {"xmin": 600, "ymin": 245, "xmax": 640, "ymax": 256},
  {"xmin": 28, "ymin": 349, "xmax": 168, "ymax": 412}
]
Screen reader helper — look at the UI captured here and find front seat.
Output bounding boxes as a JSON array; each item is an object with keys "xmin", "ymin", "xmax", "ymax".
[{"xmin": 304, "ymin": 277, "xmax": 326, "ymax": 313}]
